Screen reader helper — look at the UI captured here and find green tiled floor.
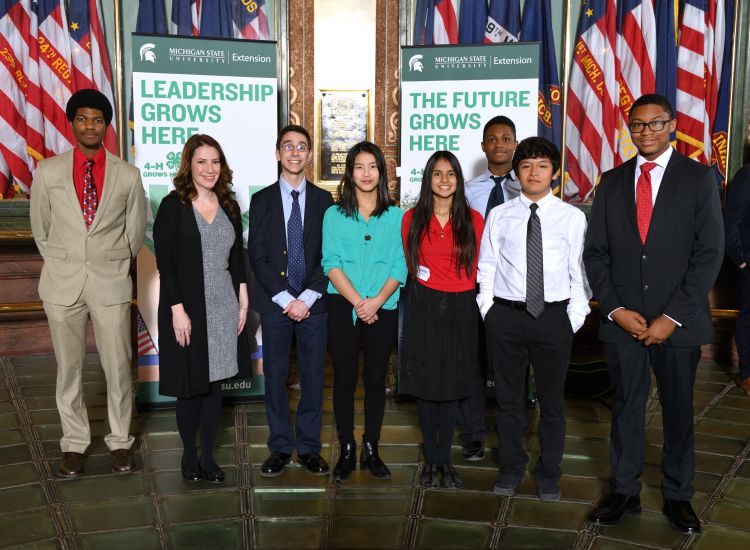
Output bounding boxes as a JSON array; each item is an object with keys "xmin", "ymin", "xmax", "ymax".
[{"xmin": 1, "ymin": 355, "xmax": 749, "ymax": 549}]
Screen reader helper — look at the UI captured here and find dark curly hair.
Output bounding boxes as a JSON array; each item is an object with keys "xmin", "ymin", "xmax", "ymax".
[{"xmin": 172, "ymin": 134, "xmax": 239, "ymax": 219}]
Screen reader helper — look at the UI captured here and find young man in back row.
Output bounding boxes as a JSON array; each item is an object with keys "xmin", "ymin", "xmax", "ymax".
[{"xmin": 461, "ymin": 116, "xmax": 522, "ymax": 461}]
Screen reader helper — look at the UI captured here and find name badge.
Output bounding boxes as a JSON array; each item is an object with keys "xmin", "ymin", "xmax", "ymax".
[{"xmin": 417, "ymin": 265, "xmax": 430, "ymax": 281}]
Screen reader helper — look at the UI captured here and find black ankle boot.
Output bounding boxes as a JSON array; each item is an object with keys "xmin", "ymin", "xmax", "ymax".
[
  {"xmin": 333, "ymin": 442, "xmax": 357, "ymax": 481},
  {"xmin": 360, "ymin": 439, "xmax": 391, "ymax": 478}
]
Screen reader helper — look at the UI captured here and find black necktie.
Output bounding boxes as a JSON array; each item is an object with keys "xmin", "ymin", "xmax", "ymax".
[
  {"xmin": 526, "ymin": 203, "xmax": 544, "ymax": 318},
  {"xmin": 287, "ymin": 189, "xmax": 306, "ymax": 293},
  {"xmin": 485, "ymin": 174, "xmax": 507, "ymax": 218}
]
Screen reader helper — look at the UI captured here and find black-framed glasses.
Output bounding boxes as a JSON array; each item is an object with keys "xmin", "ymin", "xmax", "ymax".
[{"xmin": 628, "ymin": 120, "xmax": 671, "ymax": 133}]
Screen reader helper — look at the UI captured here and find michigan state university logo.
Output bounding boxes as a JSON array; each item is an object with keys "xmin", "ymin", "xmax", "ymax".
[
  {"xmin": 140, "ymin": 43, "xmax": 156, "ymax": 63},
  {"xmin": 408, "ymin": 54, "xmax": 424, "ymax": 72}
]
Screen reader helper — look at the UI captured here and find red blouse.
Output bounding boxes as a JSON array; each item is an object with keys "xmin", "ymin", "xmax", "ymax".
[{"xmin": 401, "ymin": 207, "xmax": 484, "ymax": 292}]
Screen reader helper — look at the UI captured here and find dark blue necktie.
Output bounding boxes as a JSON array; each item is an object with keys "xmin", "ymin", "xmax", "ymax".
[
  {"xmin": 287, "ymin": 189, "xmax": 306, "ymax": 294},
  {"xmin": 485, "ymin": 174, "xmax": 507, "ymax": 218}
]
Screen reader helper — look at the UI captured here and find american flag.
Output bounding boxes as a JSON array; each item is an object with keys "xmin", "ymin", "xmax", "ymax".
[
  {"xmin": 171, "ymin": 0, "xmax": 201, "ymax": 36},
  {"xmin": 565, "ymin": 0, "xmax": 618, "ymax": 201},
  {"xmin": 484, "ymin": 0, "xmax": 520, "ymax": 44},
  {"xmin": 426, "ymin": 0, "xmax": 458, "ymax": 45},
  {"xmin": 136, "ymin": 312, "xmax": 156, "ymax": 357},
  {"xmin": 231, "ymin": 0, "xmax": 270, "ymax": 40},
  {"xmin": 676, "ymin": 0, "xmax": 724, "ymax": 164},
  {"xmin": 616, "ymin": 0, "xmax": 656, "ymax": 162},
  {"xmin": 68, "ymin": 0, "xmax": 118, "ymax": 154},
  {"xmin": 1, "ymin": 0, "xmax": 75, "ymax": 197}
]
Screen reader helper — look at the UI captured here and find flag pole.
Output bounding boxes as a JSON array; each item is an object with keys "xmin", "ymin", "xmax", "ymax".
[
  {"xmin": 558, "ymin": 0, "xmax": 573, "ymax": 199},
  {"xmin": 113, "ymin": 0, "xmax": 125, "ymax": 159},
  {"xmin": 724, "ymin": 0, "xmax": 741, "ymax": 204}
]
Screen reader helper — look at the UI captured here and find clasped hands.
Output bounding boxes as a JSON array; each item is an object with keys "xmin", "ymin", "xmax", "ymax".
[
  {"xmin": 283, "ymin": 299, "xmax": 310, "ymax": 322},
  {"xmin": 354, "ymin": 297, "xmax": 381, "ymax": 324},
  {"xmin": 612, "ymin": 308, "xmax": 677, "ymax": 346}
]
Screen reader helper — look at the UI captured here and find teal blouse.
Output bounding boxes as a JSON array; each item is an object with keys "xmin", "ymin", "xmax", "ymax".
[{"xmin": 322, "ymin": 205, "xmax": 407, "ymax": 320}]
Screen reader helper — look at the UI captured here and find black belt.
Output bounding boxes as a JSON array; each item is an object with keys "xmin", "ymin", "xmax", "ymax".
[{"xmin": 493, "ymin": 297, "xmax": 569, "ymax": 310}]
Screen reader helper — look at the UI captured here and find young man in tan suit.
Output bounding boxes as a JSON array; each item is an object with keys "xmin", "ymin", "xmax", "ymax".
[{"xmin": 30, "ymin": 89, "xmax": 147, "ymax": 477}]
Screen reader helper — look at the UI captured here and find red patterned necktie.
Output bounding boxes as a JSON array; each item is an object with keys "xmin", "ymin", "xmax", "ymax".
[
  {"xmin": 636, "ymin": 162, "xmax": 657, "ymax": 244},
  {"xmin": 82, "ymin": 159, "xmax": 97, "ymax": 229}
]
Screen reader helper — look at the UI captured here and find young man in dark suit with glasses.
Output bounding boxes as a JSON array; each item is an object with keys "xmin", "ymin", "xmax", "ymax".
[
  {"xmin": 584, "ymin": 94, "xmax": 723, "ymax": 534},
  {"xmin": 248, "ymin": 125, "xmax": 333, "ymax": 477}
]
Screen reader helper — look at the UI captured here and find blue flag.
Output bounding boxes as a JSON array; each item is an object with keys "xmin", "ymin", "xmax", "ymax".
[
  {"xmin": 413, "ymin": 0, "xmax": 429, "ymax": 44},
  {"xmin": 654, "ymin": 0, "xmax": 677, "ymax": 140},
  {"xmin": 137, "ymin": 0, "xmax": 167, "ymax": 34},
  {"xmin": 520, "ymin": 0, "xmax": 561, "ymax": 149},
  {"xmin": 171, "ymin": 0, "xmax": 197, "ymax": 36},
  {"xmin": 485, "ymin": 0, "xmax": 520, "ymax": 43},
  {"xmin": 712, "ymin": 0, "xmax": 734, "ymax": 183},
  {"xmin": 200, "ymin": 0, "xmax": 233, "ymax": 38},
  {"xmin": 459, "ymin": 0, "xmax": 487, "ymax": 44}
]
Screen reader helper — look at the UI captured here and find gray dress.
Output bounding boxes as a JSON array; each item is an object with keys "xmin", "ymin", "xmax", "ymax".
[{"xmin": 193, "ymin": 205, "xmax": 239, "ymax": 382}]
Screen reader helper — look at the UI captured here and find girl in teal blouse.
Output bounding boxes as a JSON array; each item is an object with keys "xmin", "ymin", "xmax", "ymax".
[{"xmin": 322, "ymin": 141, "xmax": 407, "ymax": 482}]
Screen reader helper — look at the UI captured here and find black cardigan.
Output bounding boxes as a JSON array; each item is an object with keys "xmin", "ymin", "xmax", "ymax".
[{"xmin": 153, "ymin": 192, "xmax": 252, "ymax": 398}]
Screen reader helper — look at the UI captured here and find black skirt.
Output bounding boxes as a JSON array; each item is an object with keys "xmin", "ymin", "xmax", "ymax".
[{"xmin": 399, "ymin": 281, "xmax": 479, "ymax": 401}]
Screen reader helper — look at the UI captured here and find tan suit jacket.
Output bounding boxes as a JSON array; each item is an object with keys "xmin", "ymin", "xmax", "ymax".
[{"xmin": 30, "ymin": 149, "xmax": 147, "ymax": 306}]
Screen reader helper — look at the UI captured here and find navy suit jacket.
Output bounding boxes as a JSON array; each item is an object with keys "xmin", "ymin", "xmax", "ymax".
[
  {"xmin": 724, "ymin": 164, "xmax": 750, "ymax": 268},
  {"xmin": 247, "ymin": 180, "xmax": 334, "ymax": 315},
  {"xmin": 583, "ymin": 150, "xmax": 724, "ymax": 347}
]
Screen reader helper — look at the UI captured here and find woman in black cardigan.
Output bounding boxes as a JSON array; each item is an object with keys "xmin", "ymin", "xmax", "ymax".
[{"xmin": 153, "ymin": 134, "xmax": 251, "ymax": 483}]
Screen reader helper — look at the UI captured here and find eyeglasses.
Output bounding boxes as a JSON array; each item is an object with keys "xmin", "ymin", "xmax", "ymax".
[
  {"xmin": 628, "ymin": 120, "xmax": 671, "ymax": 133},
  {"xmin": 280, "ymin": 143, "xmax": 309, "ymax": 152}
]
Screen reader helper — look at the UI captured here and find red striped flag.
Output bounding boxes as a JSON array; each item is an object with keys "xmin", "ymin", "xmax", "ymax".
[
  {"xmin": 136, "ymin": 313, "xmax": 156, "ymax": 356},
  {"xmin": 565, "ymin": 0, "xmax": 619, "ymax": 202},
  {"xmin": 68, "ymin": 0, "xmax": 117, "ymax": 153},
  {"xmin": 232, "ymin": 0, "xmax": 270, "ymax": 40},
  {"xmin": 676, "ymin": 0, "xmax": 724, "ymax": 164},
  {"xmin": 616, "ymin": 0, "xmax": 657, "ymax": 162},
  {"xmin": 429, "ymin": 0, "xmax": 458, "ymax": 45}
]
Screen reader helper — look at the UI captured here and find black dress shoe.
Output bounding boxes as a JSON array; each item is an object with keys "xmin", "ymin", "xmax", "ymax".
[
  {"xmin": 588, "ymin": 493, "xmax": 641, "ymax": 525},
  {"xmin": 298, "ymin": 452, "xmax": 330, "ymax": 475},
  {"xmin": 462, "ymin": 441, "xmax": 486, "ymax": 462},
  {"xmin": 360, "ymin": 439, "xmax": 391, "ymax": 478},
  {"xmin": 420, "ymin": 463, "xmax": 439, "ymax": 488},
  {"xmin": 663, "ymin": 499, "xmax": 701, "ymax": 534},
  {"xmin": 196, "ymin": 464, "xmax": 224, "ymax": 483},
  {"xmin": 260, "ymin": 452, "xmax": 292, "ymax": 477},
  {"xmin": 181, "ymin": 463, "xmax": 202, "ymax": 482},
  {"xmin": 333, "ymin": 442, "xmax": 357, "ymax": 481},
  {"xmin": 439, "ymin": 464, "xmax": 463, "ymax": 489},
  {"xmin": 59, "ymin": 452, "xmax": 85, "ymax": 478}
]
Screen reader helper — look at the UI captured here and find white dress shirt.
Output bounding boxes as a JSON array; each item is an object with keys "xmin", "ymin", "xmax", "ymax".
[
  {"xmin": 466, "ymin": 169, "xmax": 521, "ymax": 219},
  {"xmin": 271, "ymin": 176, "xmax": 321, "ymax": 310},
  {"xmin": 476, "ymin": 190, "xmax": 591, "ymax": 331}
]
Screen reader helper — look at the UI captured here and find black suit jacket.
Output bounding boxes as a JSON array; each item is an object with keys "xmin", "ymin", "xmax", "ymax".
[
  {"xmin": 583, "ymin": 150, "xmax": 724, "ymax": 347},
  {"xmin": 724, "ymin": 164, "xmax": 750, "ymax": 268},
  {"xmin": 247, "ymin": 180, "xmax": 334, "ymax": 315}
]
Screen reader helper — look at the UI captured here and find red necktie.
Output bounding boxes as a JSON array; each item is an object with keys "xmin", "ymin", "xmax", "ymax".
[
  {"xmin": 82, "ymin": 159, "xmax": 97, "ymax": 230},
  {"xmin": 636, "ymin": 162, "xmax": 657, "ymax": 244}
]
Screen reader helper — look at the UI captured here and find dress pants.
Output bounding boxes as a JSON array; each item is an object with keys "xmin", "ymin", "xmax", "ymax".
[
  {"xmin": 261, "ymin": 309, "xmax": 327, "ymax": 455},
  {"xmin": 328, "ymin": 294, "xmax": 398, "ymax": 444},
  {"xmin": 604, "ymin": 342, "xmax": 700, "ymax": 500},
  {"xmin": 457, "ymin": 313, "xmax": 488, "ymax": 445},
  {"xmin": 44, "ymin": 279, "xmax": 134, "ymax": 454},
  {"xmin": 485, "ymin": 301, "xmax": 573, "ymax": 487},
  {"xmin": 734, "ymin": 268, "xmax": 750, "ymax": 380}
]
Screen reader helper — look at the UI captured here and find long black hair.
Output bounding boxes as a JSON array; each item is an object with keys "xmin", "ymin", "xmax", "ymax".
[
  {"xmin": 406, "ymin": 150, "xmax": 476, "ymax": 279},
  {"xmin": 336, "ymin": 141, "xmax": 394, "ymax": 218}
]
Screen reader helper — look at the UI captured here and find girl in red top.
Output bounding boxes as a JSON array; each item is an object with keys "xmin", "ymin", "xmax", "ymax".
[{"xmin": 401, "ymin": 150, "xmax": 484, "ymax": 489}]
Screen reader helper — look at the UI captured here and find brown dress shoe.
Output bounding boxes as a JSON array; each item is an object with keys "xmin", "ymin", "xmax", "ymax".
[
  {"xmin": 111, "ymin": 449, "xmax": 135, "ymax": 473},
  {"xmin": 59, "ymin": 452, "xmax": 85, "ymax": 478}
]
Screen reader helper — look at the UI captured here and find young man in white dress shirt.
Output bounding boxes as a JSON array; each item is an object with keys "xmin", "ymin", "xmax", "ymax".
[{"xmin": 477, "ymin": 137, "xmax": 590, "ymax": 501}]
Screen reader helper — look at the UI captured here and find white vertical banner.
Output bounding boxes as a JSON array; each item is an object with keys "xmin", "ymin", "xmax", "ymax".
[{"xmin": 132, "ymin": 34, "xmax": 278, "ymax": 405}]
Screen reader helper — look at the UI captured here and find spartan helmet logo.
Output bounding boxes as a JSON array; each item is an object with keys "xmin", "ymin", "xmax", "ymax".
[
  {"xmin": 140, "ymin": 43, "xmax": 156, "ymax": 63},
  {"xmin": 408, "ymin": 54, "xmax": 424, "ymax": 72}
]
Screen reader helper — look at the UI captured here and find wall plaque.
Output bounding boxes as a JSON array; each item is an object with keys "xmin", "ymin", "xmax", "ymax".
[{"xmin": 319, "ymin": 90, "xmax": 369, "ymax": 182}]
